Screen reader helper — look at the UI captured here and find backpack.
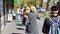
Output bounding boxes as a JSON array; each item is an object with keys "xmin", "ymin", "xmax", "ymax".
[{"xmin": 48, "ymin": 18, "xmax": 60, "ymax": 34}]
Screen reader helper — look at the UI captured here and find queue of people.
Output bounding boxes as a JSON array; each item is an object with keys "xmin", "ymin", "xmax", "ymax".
[
  {"xmin": 22, "ymin": 6, "xmax": 40, "ymax": 34},
  {"xmin": 11, "ymin": 5, "xmax": 60, "ymax": 34}
]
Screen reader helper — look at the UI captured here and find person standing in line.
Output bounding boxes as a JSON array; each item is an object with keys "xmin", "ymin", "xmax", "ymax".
[
  {"xmin": 27, "ymin": 6, "xmax": 40, "ymax": 34},
  {"xmin": 20, "ymin": 5, "xmax": 25, "ymax": 21},
  {"xmin": 11, "ymin": 9, "xmax": 16, "ymax": 20},
  {"xmin": 42, "ymin": 6, "xmax": 60, "ymax": 34},
  {"xmin": 16, "ymin": 7, "xmax": 21, "ymax": 21},
  {"xmin": 22, "ymin": 7, "xmax": 30, "ymax": 26}
]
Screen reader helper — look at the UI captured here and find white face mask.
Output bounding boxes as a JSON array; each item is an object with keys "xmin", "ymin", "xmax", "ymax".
[
  {"xmin": 53, "ymin": 14, "xmax": 58, "ymax": 16},
  {"xmin": 53, "ymin": 11, "xmax": 58, "ymax": 12},
  {"xmin": 51, "ymin": 14, "xmax": 58, "ymax": 16}
]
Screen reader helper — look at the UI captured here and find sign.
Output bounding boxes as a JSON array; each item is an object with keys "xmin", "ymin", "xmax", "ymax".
[
  {"xmin": 43, "ymin": 0, "xmax": 47, "ymax": 2},
  {"xmin": 8, "ymin": 14, "xmax": 13, "ymax": 21},
  {"xmin": 18, "ymin": 0, "xmax": 20, "ymax": 4},
  {"xmin": 55, "ymin": 0, "xmax": 58, "ymax": 4},
  {"xmin": 14, "ymin": 0, "xmax": 18, "ymax": 3}
]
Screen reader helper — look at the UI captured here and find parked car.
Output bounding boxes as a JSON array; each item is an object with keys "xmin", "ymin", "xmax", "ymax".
[
  {"xmin": 36, "ymin": 6, "xmax": 42, "ymax": 13},
  {"xmin": 40, "ymin": 7, "xmax": 46, "ymax": 13},
  {"xmin": 36, "ymin": 6, "xmax": 45, "ymax": 13}
]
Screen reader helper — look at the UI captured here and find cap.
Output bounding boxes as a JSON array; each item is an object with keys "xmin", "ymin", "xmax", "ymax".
[{"xmin": 51, "ymin": 6, "xmax": 58, "ymax": 11}]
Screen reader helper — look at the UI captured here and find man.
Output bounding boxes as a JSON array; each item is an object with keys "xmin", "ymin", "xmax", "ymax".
[
  {"xmin": 11, "ymin": 9, "xmax": 16, "ymax": 20},
  {"xmin": 42, "ymin": 6, "xmax": 60, "ymax": 34}
]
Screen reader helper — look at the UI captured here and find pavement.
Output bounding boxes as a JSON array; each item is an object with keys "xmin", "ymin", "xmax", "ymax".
[
  {"xmin": 1, "ymin": 21, "xmax": 26, "ymax": 34},
  {"xmin": 1, "ymin": 13, "xmax": 45, "ymax": 34},
  {"xmin": 37, "ymin": 17, "xmax": 45, "ymax": 34}
]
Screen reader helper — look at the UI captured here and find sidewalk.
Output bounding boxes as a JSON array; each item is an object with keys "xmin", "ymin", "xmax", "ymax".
[
  {"xmin": 1, "ymin": 22, "xmax": 26, "ymax": 34},
  {"xmin": 1, "ymin": 13, "xmax": 45, "ymax": 34}
]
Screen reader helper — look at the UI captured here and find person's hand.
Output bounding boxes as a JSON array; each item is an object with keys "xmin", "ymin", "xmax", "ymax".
[
  {"xmin": 37, "ymin": 17, "xmax": 40, "ymax": 20},
  {"xmin": 24, "ymin": 15, "xmax": 28, "ymax": 18}
]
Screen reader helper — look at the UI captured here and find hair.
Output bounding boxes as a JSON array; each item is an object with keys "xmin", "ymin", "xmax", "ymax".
[
  {"xmin": 25, "ymin": 7, "xmax": 30, "ymax": 13},
  {"xmin": 51, "ymin": 6, "xmax": 58, "ymax": 11},
  {"xmin": 30, "ymin": 6, "xmax": 37, "ymax": 13}
]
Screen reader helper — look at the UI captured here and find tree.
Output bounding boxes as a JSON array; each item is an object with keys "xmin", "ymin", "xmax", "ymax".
[{"xmin": 46, "ymin": 0, "xmax": 50, "ymax": 10}]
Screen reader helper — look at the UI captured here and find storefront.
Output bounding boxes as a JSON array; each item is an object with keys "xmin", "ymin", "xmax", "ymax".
[
  {"xmin": 0, "ymin": 0, "xmax": 4, "ymax": 32},
  {"xmin": 3, "ymin": 0, "xmax": 14, "ymax": 13},
  {"xmin": 0, "ymin": 0, "xmax": 14, "ymax": 32}
]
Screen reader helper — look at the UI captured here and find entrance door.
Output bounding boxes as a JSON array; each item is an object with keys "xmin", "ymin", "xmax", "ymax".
[{"xmin": 57, "ymin": 2, "xmax": 60, "ymax": 15}]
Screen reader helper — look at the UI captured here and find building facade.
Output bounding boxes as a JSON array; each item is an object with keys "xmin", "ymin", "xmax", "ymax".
[
  {"xmin": 0, "ymin": 0, "xmax": 4, "ymax": 32},
  {"xmin": 0, "ymin": 0, "xmax": 14, "ymax": 32},
  {"xmin": 57, "ymin": 0, "xmax": 60, "ymax": 15}
]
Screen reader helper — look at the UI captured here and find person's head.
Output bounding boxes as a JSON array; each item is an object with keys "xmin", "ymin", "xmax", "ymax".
[
  {"xmin": 25, "ymin": 7, "xmax": 30, "ymax": 13},
  {"xmin": 17, "ymin": 7, "xmax": 19, "ymax": 8},
  {"xmin": 30, "ymin": 6, "xmax": 37, "ymax": 13},
  {"xmin": 50, "ymin": 6, "xmax": 58, "ymax": 16},
  {"xmin": 21, "ymin": 4, "xmax": 23, "ymax": 7}
]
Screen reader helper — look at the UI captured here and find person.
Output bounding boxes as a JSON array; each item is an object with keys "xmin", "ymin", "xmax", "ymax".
[
  {"xmin": 22, "ymin": 7, "xmax": 30, "ymax": 26},
  {"xmin": 20, "ymin": 5, "xmax": 25, "ymax": 21},
  {"xmin": 42, "ymin": 6, "xmax": 60, "ymax": 34},
  {"xmin": 41, "ymin": 7, "xmax": 46, "ymax": 13},
  {"xmin": 11, "ymin": 9, "xmax": 16, "ymax": 20},
  {"xmin": 22, "ymin": 7, "xmax": 30, "ymax": 33},
  {"xmin": 27, "ymin": 6, "xmax": 40, "ymax": 34},
  {"xmin": 16, "ymin": 7, "xmax": 21, "ymax": 21}
]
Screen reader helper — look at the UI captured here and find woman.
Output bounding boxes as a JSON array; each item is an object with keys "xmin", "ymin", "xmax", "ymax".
[
  {"xmin": 28, "ymin": 6, "xmax": 40, "ymax": 34},
  {"xmin": 22, "ymin": 7, "xmax": 30, "ymax": 26}
]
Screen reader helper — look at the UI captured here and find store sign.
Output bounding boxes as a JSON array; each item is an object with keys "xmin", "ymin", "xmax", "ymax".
[
  {"xmin": 55, "ymin": 0, "xmax": 58, "ymax": 4},
  {"xmin": 43, "ymin": 0, "xmax": 47, "ymax": 2},
  {"xmin": 14, "ymin": 0, "xmax": 18, "ymax": 3}
]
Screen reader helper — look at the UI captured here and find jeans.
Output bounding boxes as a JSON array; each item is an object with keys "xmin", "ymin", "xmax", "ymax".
[{"xmin": 20, "ymin": 15, "xmax": 23, "ymax": 21}]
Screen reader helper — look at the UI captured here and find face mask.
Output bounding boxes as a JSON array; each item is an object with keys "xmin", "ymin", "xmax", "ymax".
[
  {"xmin": 53, "ymin": 14, "xmax": 58, "ymax": 16},
  {"xmin": 51, "ymin": 13, "xmax": 58, "ymax": 16}
]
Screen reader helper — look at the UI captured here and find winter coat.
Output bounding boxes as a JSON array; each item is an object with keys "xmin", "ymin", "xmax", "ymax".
[{"xmin": 28, "ymin": 12, "xmax": 40, "ymax": 34}]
